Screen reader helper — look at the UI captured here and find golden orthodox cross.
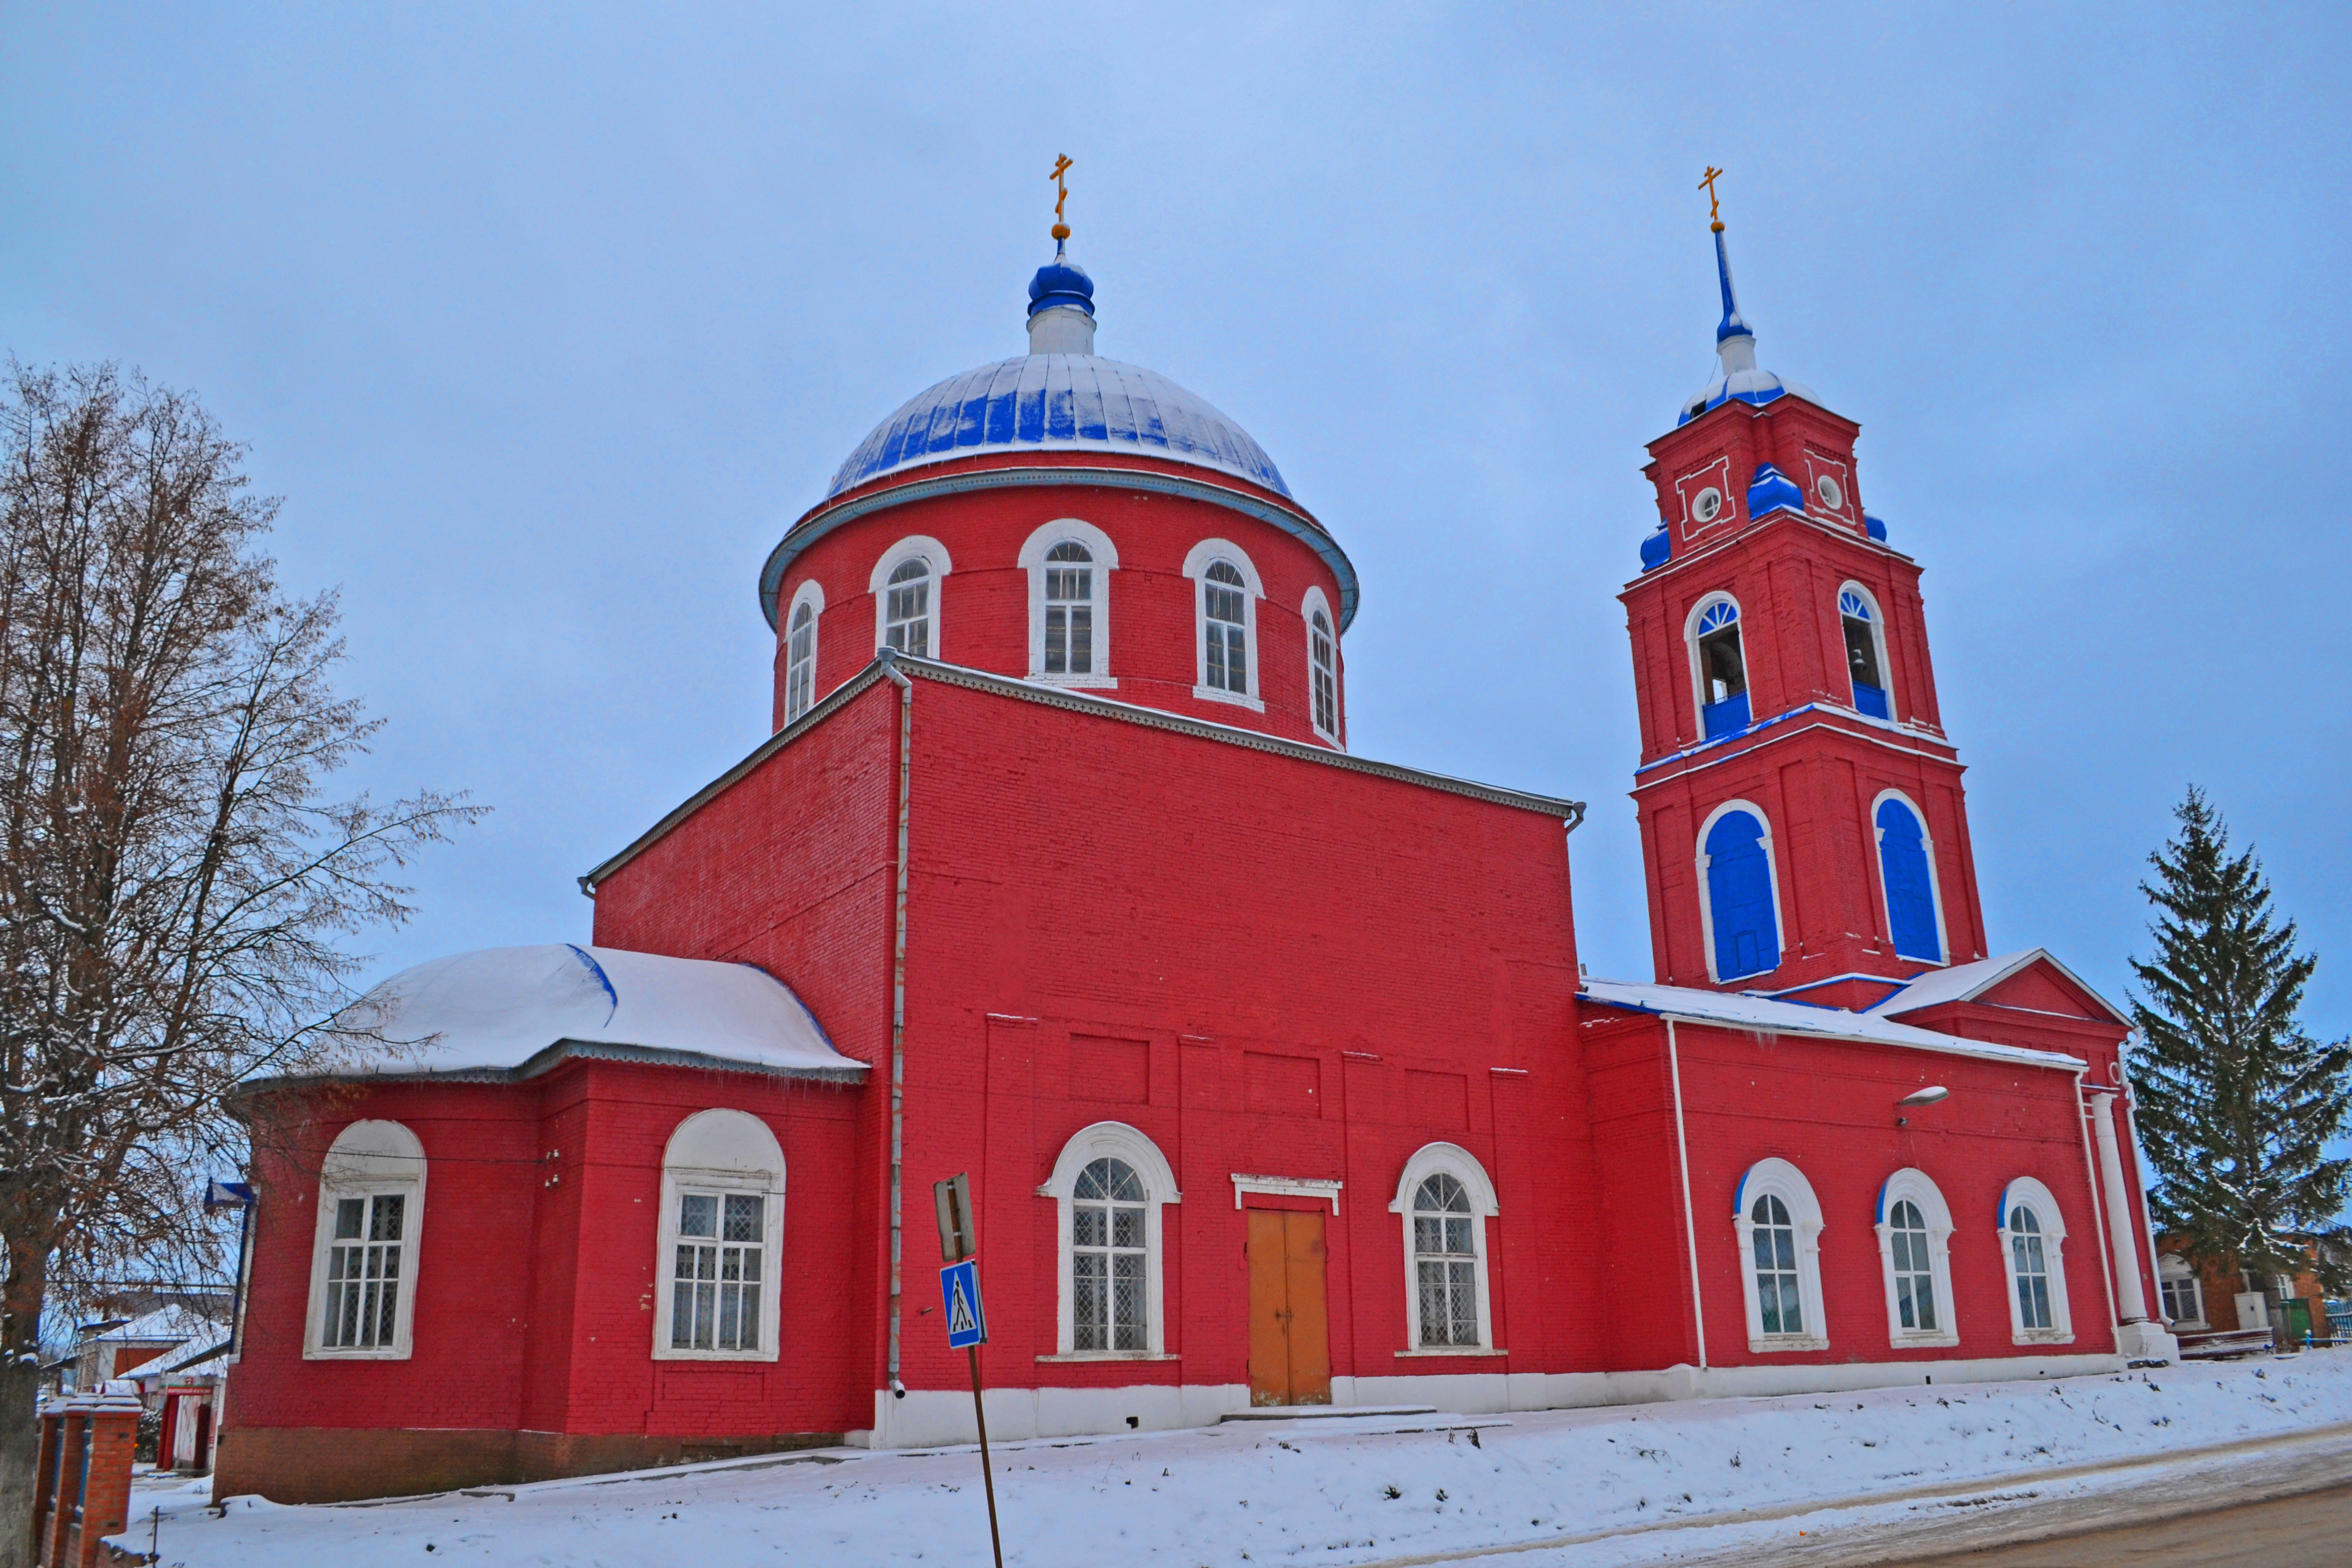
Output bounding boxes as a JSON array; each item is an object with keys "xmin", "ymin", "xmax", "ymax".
[
  {"xmin": 1699, "ymin": 165, "xmax": 1724, "ymax": 231},
  {"xmin": 1050, "ymin": 155, "xmax": 1075, "ymax": 238}
]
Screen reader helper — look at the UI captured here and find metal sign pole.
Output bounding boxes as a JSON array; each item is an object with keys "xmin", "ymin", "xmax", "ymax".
[{"xmin": 967, "ymin": 1344, "xmax": 1004, "ymax": 1568}]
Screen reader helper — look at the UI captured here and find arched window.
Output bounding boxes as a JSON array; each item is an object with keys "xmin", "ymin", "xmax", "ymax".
[
  {"xmin": 1732, "ymin": 1159, "xmax": 1827, "ymax": 1351},
  {"xmin": 306, "ymin": 1119, "xmax": 427, "ymax": 1359},
  {"xmin": 2158, "ymin": 1253, "xmax": 2206, "ymax": 1330},
  {"xmin": 1184, "ymin": 541, "xmax": 1263, "ymax": 710},
  {"xmin": 1019, "ymin": 520, "xmax": 1117, "ymax": 686},
  {"xmin": 783, "ymin": 579, "xmax": 824, "ymax": 723},
  {"xmin": 1872, "ymin": 792, "xmax": 1945, "ymax": 965},
  {"xmin": 1039, "ymin": 1122, "xmax": 1181, "ymax": 1357},
  {"xmin": 870, "ymin": 536, "xmax": 951, "ymax": 659},
  {"xmin": 1999, "ymin": 1178, "xmax": 2075, "ymax": 1343},
  {"xmin": 1303, "ymin": 586, "xmax": 1340, "ymax": 744},
  {"xmin": 1073, "ymin": 1158, "xmax": 1146, "ymax": 1350},
  {"xmin": 1689, "ymin": 596, "xmax": 1749, "ymax": 739},
  {"xmin": 1699, "ymin": 802, "xmax": 1781, "ymax": 983},
  {"xmin": 1390, "ymin": 1143, "xmax": 1500, "ymax": 1352},
  {"xmin": 1839, "ymin": 586, "xmax": 1891, "ymax": 720},
  {"xmin": 1874, "ymin": 1169, "xmax": 1958, "ymax": 1348},
  {"xmin": 654, "ymin": 1109, "xmax": 786, "ymax": 1360}
]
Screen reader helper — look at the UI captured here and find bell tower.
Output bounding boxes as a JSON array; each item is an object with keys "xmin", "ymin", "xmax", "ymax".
[{"xmin": 1618, "ymin": 187, "xmax": 1989, "ymax": 1003}]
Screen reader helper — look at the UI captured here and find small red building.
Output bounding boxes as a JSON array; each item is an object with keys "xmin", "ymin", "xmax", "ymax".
[{"xmin": 218, "ymin": 219, "xmax": 2177, "ymax": 1504}]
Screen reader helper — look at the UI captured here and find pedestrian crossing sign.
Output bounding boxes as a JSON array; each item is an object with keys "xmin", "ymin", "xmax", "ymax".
[{"xmin": 942, "ymin": 1258, "xmax": 988, "ymax": 1349}]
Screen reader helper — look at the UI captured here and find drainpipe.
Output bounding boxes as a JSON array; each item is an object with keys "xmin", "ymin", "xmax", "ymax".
[
  {"xmin": 880, "ymin": 651, "xmax": 914, "ymax": 1411},
  {"xmin": 1665, "ymin": 1019, "xmax": 1707, "ymax": 1369}
]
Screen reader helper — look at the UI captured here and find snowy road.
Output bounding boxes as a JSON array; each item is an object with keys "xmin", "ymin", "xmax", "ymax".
[{"xmin": 124, "ymin": 1355, "xmax": 2352, "ymax": 1567}]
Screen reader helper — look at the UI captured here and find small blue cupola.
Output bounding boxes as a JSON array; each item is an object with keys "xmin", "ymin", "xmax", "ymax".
[
  {"xmin": 1027, "ymin": 241, "xmax": 1097, "ymax": 355},
  {"xmin": 1639, "ymin": 522, "xmax": 1673, "ymax": 572},
  {"xmin": 1677, "ymin": 209, "xmax": 1816, "ymax": 426},
  {"xmin": 1747, "ymin": 462, "xmax": 1805, "ymax": 519}
]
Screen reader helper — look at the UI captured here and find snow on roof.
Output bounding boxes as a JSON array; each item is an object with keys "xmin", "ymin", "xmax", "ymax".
[
  {"xmin": 1864, "ymin": 948, "xmax": 2130, "ymax": 1027},
  {"xmin": 828, "ymin": 354, "xmax": 1292, "ymax": 500},
  {"xmin": 327, "ymin": 945, "xmax": 866, "ymax": 1083},
  {"xmin": 1578, "ymin": 977, "xmax": 2085, "ymax": 1071},
  {"xmin": 84, "ymin": 1302, "xmax": 223, "ymax": 1348}
]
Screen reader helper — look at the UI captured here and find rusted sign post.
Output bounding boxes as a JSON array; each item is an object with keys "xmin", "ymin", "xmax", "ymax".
[{"xmin": 936, "ymin": 1173, "xmax": 1003, "ymax": 1568}]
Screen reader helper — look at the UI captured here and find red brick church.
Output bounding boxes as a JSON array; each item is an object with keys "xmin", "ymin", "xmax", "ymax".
[{"xmin": 218, "ymin": 203, "xmax": 2177, "ymax": 1503}]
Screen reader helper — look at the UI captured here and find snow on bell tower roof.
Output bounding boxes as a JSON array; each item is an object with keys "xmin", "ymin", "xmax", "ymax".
[{"xmin": 1677, "ymin": 173, "xmax": 1816, "ymax": 426}]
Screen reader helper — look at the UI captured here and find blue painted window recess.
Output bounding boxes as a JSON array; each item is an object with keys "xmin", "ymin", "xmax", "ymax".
[
  {"xmin": 1875, "ymin": 797, "xmax": 1943, "ymax": 963},
  {"xmin": 1704, "ymin": 808, "xmax": 1780, "ymax": 981},
  {"xmin": 1840, "ymin": 590, "xmax": 1890, "ymax": 720},
  {"xmin": 1695, "ymin": 600, "xmax": 1750, "ymax": 738}
]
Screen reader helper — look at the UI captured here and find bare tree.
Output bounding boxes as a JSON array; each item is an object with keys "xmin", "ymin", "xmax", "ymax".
[{"xmin": 0, "ymin": 364, "xmax": 478, "ymax": 1560}]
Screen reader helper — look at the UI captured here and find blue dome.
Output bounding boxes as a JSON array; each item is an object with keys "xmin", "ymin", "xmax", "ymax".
[
  {"xmin": 1028, "ymin": 256, "xmax": 1095, "ymax": 319},
  {"xmin": 828, "ymin": 354, "xmax": 1292, "ymax": 499}
]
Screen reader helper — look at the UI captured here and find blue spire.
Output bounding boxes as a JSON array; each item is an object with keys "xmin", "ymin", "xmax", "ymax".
[{"xmin": 1713, "ymin": 226, "xmax": 1752, "ymax": 345}]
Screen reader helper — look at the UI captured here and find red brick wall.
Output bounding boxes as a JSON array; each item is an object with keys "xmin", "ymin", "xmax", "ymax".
[
  {"xmin": 771, "ymin": 457, "xmax": 1346, "ymax": 749},
  {"xmin": 596, "ymin": 670, "xmax": 1584, "ymax": 1401}
]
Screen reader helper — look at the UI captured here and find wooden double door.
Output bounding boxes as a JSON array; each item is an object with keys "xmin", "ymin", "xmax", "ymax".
[{"xmin": 1246, "ymin": 1209, "xmax": 1331, "ymax": 1407}]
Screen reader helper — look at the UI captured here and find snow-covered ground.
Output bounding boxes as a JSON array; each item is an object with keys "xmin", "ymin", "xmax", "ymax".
[{"xmin": 123, "ymin": 1354, "xmax": 2352, "ymax": 1567}]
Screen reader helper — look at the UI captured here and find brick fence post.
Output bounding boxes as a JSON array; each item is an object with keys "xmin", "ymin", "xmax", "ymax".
[
  {"xmin": 29, "ymin": 1399, "xmax": 63, "ymax": 1568},
  {"xmin": 39, "ymin": 1407, "xmax": 84, "ymax": 1568},
  {"xmin": 71, "ymin": 1390, "xmax": 141, "ymax": 1568}
]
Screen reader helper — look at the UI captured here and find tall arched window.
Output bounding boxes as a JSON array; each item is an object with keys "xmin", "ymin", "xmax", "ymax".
[
  {"xmin": 1040, "ymin": 1122, "xmax": 1181, "ymax": 1357},
  {"xmin": 783, "ymin": 580, "xmax": 823, "ymax": 723},
  {"xmin": 306, "ymin": 1119, "xmax": 427, "ymax": 1360},
  {"xmin": 885, "ymin": 559, "xmax": 931, "ymax": 656},
  {"xmin": 654, "ymin": 1109, "xmax": 786, "ymax": 1361},
  {"xmin": 1689, "ymin": 596, "xmax": 1749, "ymax": 739},
  {"xmin": 1072, "ymin": 1158, "xmax": 1146, "ymax": 1351},
  {"xmin": 1390, "ymin": 1143, "xmax": 1500, "ymax": 1352},
  {"xmin": 1699, "ymin": 802, "xmax": 1781, "ymax": 983},
  {"xmin": 1999, "ymin": 1178, "xmax": 2075, "ymax": 1343},
  {"xmin": 1185, "ymin": 541, "xmax": 1263, "ymax": 710},
  {"xmin": 871, "ymin": 536, "xmax": 951, "ymax": 659},
  {"xmin": 1204, "ymin": 563, "xmax": 1248, "ymax": 693},
  {"xmin": 1872, "ymin": 793, "xmax": 1945, "ymax": 965},
  {"xmin": 1875, "ymin": 1168, "xmax": 1958, "ymax": 1348},
  {"xmin": 1733, "ymin": 1158, "xmax": 1827, "ymax": 1351},
  {"xmin": 1019, "ymin": 520, "xmax": 1118, "ymax": 685},
  {"xmin": 1303, "ymin": 586, "xmax": 1340, "ymax": 744},
  {"xmin": 1839, "ymin": 586, "xmax": 1891, "ymax": 720}
]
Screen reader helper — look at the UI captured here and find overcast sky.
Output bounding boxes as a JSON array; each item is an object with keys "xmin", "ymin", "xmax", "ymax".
[{"xmin": 4, "ymin": 6, "xmax": 2346, "ymax": 1060}]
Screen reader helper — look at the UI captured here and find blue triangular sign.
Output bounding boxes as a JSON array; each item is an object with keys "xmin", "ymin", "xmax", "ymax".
[{"xmin": 948, "ymin": 1278, "xmax": 977, "ymax": 1338}]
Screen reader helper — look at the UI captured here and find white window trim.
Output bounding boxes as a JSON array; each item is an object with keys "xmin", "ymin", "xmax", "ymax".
[
  {"xmin": 870, "ymin": 535, "xmax": 952, "ymax": 659},
  {"xmin": 1836, "ymin": 580, "xmax": 1896, "ymax": 716},
  {"xmin": 1733, "ymin": 1157, "xmax": 1829, "ymax": 1353},
  {"xmin": 652, "ymin": 1109, "xmax": 787, "ymax": 1362},
  {"xmin": 1301, "ymin": 584, "xmax": 1341, "ymax": 747},
  {"xmin": 1874, "ymin": 1167, "xmax": 1961, "ymax": 1349},
  {"xmin": 1388, "ymin": 1142, "xmax": 1501, "ymax": 1354},
  {"xmin": 1183, "ymin": 538, "xmax": 1265, "ymax": 713},
  {"xmin": 1018, "ymin": 518, "xmax": 1118, "ymax": 689},
  {"xmin": 2158, "ymin": 1253, "xmax": 2208, "ymax": 1331},
  {"xmin": 1684, "ymin": 590, "xmax": 1744, "ymax": 740},
  {"xmin": 1996, "ymin": 1176, "xmax": 2075, "ymax": 1345},
  {"xmin": 783, "ymin": 578, "xmax": 826, "ymax": 723},
  {"xmin": 1694, "ymin": 797, "xmax": 1787, "ymax": 986},
  {"xmin": 1037, "ymin": 1121, "xmax": 1181, "ymax": 1358},
  {"xmin": 304, "ymin": 1119, "xmax": 427, "ymax": 1361},
  {"xmin": 1869, "ymin": 788, "xmax": 1951, "ymax": 968}
]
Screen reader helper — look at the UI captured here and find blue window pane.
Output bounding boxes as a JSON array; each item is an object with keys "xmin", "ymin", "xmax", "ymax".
[
  {"xmin": 1705, "ymin": 809, "xmax": 1780, "ymax": 981},
  {"xmin": 1875, "ymin": 798, "xmax": 1942, "ymax": 963}
]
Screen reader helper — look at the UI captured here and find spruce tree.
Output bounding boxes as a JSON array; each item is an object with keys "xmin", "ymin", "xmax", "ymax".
[{"xmin": 2129, "ymin": 787, "xmax": 2350, "ymax": 1295}]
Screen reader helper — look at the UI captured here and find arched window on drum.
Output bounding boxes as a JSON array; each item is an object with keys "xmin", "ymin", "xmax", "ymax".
[
  {"xmin": 1839, "ymin": 587, "xmax": 1891, "ymax": 720},
  {"xmin": 1699, "ymin": 802, "xmax": 1781, "ymax": 983},
  {"xmin": 1872, "ymin": 792, "xmax": 1945, "ymax": 965},
  {"xmin": 1689, "ymin": 596, "xmax": 1749, "ymax": 739}
]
